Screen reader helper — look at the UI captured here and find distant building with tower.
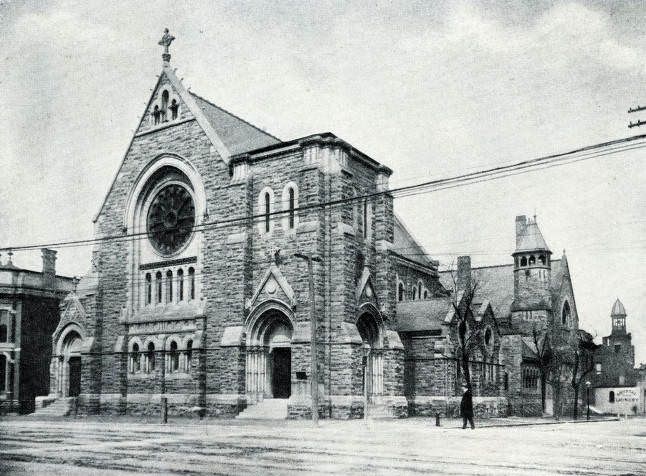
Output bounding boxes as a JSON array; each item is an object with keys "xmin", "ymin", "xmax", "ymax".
[{"xmin": 590, "ymin": 299, "xmax": 642, "ymax": 414}]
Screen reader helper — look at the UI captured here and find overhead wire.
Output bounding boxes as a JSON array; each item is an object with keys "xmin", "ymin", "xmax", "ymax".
[{"xmin": 1, "ymin": 133, "xmax": 645, "ymax": 254}]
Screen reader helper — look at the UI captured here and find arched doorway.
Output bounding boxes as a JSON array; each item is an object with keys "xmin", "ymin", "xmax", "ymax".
[
  {"xmin": 357, "ymin": 311, "xmax": 384, "ymax": 401},
  {"xmin": 55, "ymin": 327, "xmax": 83, "ymax": 397},
  {"xmin": 246, "ymin": 308, "xmax": 293, "ymax": 401}
]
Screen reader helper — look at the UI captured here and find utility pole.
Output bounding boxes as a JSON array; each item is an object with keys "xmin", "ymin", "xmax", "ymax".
[
  {"xmin": 627, "ymin": 104, "xmax": 646, "ymax": 128},
  {"xmin": 294, "ymin": 252, "xmax": 322, "ymax": 425}
]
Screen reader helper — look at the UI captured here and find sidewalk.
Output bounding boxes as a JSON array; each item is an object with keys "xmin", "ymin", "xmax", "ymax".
[
  {"xmin": 407, "ymin": 415, "xmax": 621, "ymax": 429},
  {"xmin": 0, "ymin": 412, "xmax": 624, "ymax": 428}
]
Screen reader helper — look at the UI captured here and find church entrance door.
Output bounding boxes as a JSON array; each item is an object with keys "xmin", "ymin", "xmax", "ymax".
[
  {"xmin": 272, "ymin": 348, "xmax": 291, "ymax": 399},
  {"xmin": 68, "ymin": 357, "xmax": 81, "ymax": 397}
]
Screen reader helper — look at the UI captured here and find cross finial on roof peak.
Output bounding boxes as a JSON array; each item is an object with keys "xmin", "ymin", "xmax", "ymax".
[{"xmin": 158, "ymin": 28, "xmax": 175, "ymax": 64}]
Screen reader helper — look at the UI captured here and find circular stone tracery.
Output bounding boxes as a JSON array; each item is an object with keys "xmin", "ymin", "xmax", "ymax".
[{"xmin": 147, "ymin": 184, "xmax": 195, "ymax": 255}]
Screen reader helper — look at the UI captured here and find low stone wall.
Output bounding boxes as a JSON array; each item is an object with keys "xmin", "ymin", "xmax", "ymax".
[
  {"xmin": 506, "ymin": 397, "xmax": 542, "ymax": 417},
  {"xmin": 76, "ymin": 393, "xmax": 245, "ymax": 418},
  {"xmin": 287, "ymin": 395, "xmax": 408, "ymax": 419},
  {"xmin": 409, "ymin": 396, "xmax": 509, "ymax": 418}
]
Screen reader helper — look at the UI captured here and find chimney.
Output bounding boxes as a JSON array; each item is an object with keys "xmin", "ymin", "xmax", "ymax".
[
  {"xmin": 42, "ymin": 248, "xmax": 57, "ymax": 288},
  {"xmin": 456, "ymin": 255, "xmax": 471, "ymax": 292},
  {"xmin": 515, "ymin": 215, "xmax": 527, "ymax": 248}
]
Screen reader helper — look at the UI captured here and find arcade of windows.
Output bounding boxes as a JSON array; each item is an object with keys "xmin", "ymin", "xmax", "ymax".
[
  {"xmin": 516, "ymin": 254, "xmax": 548, "ymax": 267},
  {"xmin": 522, "ymin": 366, "xmax": 540, "ymax": 390},
  {"xmin": 397, "ymin": 279, "xmax": 429, "ymax": 302},
  {"xmin": 129, "ymin": 339, "xmax": 193, "ymax": 374},
  {"xmin": 258, "ymin": 183, "xmax": 300, "ymax": 235},
  {"xmin": 143, "ymin": 266, "xmax": 195, "ymax": 307},
  {"xmin": 152, "ymin": 88, "xmax": 180, "ymax": 126}
]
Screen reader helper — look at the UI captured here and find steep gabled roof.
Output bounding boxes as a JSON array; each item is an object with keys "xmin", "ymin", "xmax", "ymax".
[
  {"xmin": 189, "ymin": 92, "xmax": 280, "ymax": 155},
  {"xmin": 395, "ymin": 298, "xmax": 451, "ymax": 332},
  {"xmin": 439, "ymin": 264, "xmax": 515, "ymax": 322},
  {"xmin": 393, "ymin": 214, "xmax": 435, "ymax": 268}
]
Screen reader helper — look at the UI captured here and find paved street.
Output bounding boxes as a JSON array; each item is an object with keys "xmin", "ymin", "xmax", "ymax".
[{"xmin": 0, "ymin": 417, "xmax": 645, "ymax": 475}]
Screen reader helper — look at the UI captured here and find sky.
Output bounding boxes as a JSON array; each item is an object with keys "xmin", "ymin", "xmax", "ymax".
[{"xmin": 1, "ymin": 0, "xmax": 645, "ymax": 362}]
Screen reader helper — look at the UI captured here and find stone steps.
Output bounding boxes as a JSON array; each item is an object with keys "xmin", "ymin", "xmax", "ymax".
[
  {"xmin": 237, "ymin": 398, "xmax": 288, "ymax": 420},
  {"xmin": 30, "ymin": 397, "xmax": 76, "ymax": 417}
]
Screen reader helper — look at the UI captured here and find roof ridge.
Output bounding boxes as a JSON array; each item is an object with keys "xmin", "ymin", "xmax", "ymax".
[{"xmin": 189, "ymin": 91, "xmax": 281, "ymax": 142}]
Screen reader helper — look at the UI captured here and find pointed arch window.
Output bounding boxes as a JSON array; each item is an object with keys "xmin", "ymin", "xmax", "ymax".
[
  {"xmin": 177, "ymin": 269, "xmax": 184, "ymax": 301},
  {"xmin": 529, "ymin": 255, "xmax": 536, "ymax": 265},
  {"xmin": 161, "ymin": 90, "xmax": 169, "ymax": 122},
  {"xmin": 264, "ymin": 192, "xmax": 271, "ymax": 232},
  {"xmin": 188, "ymin": 267, "xmax": 195, "ymax": 300},
  {"xmin": 153, "ymin": 105, "xmax": 161, "ymax": 125},
  {"xmin": 412, "ymin": 287, "xmax": 417, "ymax": 300},
  {"xmin": 145, "ymin": 273, "xmax": 152, "ymax": 305},
  {"xmin": 166, "ymin": 270, "xmax": 173, "ymax": 303},
  {"xmin": 258, "ymin": 187, "xmax": 274, "ymax": 234},
  {"xmin": 131, "ymin": 343, "xmax": 141, "ymax": 373},
  {"xmin": 155, "ymin": 272, "xmax": 162, "ymax": 304},
  {"xmin": 520, "ymin": 257, "xmax": 527, "ymax": 267},
  {"xmin": 169, "ymin": 341, "xmax": 179, "ymax": 372},
  {"xmin": 186, "ymin": 339, "xmax": 193, "ymax": 372},
  {"xmin": 170, "ymin": 99, "xmax": 179, "ymax": 120},
  {"xmin": 562, "ymin": 301, "xmax": 571, "ymax": 326},
  {"xmin": 147, "ymin": 342, "xmax": 156, "ymax": 372}
]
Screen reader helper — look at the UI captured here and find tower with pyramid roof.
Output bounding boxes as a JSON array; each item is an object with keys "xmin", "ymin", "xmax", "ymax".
[{"xmin": 593, "ymin": 299, "xmax": 636, "ymax": 388}]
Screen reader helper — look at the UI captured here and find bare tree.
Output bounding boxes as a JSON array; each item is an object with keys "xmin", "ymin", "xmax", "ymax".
[
  {"xmin": 448, "ymin": 266, "xmax": 480, "ymax": 390},
  {"xmin": 570, "ymin": 329, "xmax": 600, "ymax": 420},
  {"xmin": 531, "ymin": 324, "xmax": 553, "ymax": 413}
]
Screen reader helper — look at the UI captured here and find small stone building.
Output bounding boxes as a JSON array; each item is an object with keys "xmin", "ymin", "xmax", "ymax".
[
  {"xmin": 0, "ymin": 250, "xmax": 74, "ymax": 413},
  {"xmin": 590, "ymin": 299, "xmax": 639, "ymax": 411}
]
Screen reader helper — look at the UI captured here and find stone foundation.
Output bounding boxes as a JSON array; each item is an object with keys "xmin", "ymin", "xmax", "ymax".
[
  {"xmin": 75, "ymin": 393, "xmax": 245, "ymax": 418},
  {"xmin": 409, "ymin": 396, "xmax": 509, "ymax": 418},
  {"xmin": 287, "ymin": 395, "xmax": 408, "ymax": 419}
]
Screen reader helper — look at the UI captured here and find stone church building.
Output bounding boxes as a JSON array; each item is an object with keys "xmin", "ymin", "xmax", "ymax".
[
  {"xmin": 49, "ymin": 39, "xmax": 431, "ymax": 419},
  {"xmin": 44, "ymin": 35, "xmax": 584, "ymax": 419}
]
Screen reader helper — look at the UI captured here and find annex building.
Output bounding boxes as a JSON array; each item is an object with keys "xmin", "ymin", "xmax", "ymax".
[{"xmin": 0, "ymin": 250, "xmax": 74, "ymax": 413}]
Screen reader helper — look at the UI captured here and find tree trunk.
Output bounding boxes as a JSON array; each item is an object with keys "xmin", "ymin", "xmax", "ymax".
[
  {"xmin": 540, "ymin": 370, "xmax": 547, "ymax": 412},
  {"xmin": 572, "ymin": 385, "xmax": 579, "ymax": 420}
]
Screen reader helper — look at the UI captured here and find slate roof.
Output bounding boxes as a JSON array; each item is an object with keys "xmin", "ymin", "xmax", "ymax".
[
  {"xmin": 516, "ymin": 220, "xmax": 550, "ymax": 253},
  {"xmin": 611, "ymin": 298, "xmax": 627, "ymax": 316},
  {"xmin": 189, "ymin": 92, "xmax": 281, "ymax": 155},
  {"xmin": 439, "ymin": 264, "xmax": 515, "ymax": 322},
  {"xmin": 395, "ymin": 299, "xmax": 450, "ymax": 332},
  {"xmin": 392, "ymin": 215, "xmax": 434, "ymax": 268}
]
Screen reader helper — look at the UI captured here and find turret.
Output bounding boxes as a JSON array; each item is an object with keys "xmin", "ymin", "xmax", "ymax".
[{"xmin": 512, "ymin": 215, "xmax": 552, "ymax": 313}]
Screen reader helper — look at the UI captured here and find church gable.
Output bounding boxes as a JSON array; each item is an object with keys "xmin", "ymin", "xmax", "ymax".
[
  {"xmin": 356, "ymin": 266, "xmax": 379, "ymax": 308},
  {"xmin": 246, "ymin": 264, "xmax": 296, "ymax": 311},
  {"xmin": 137, "ymin": 73, "xmax": 195, "ymax": 134}
]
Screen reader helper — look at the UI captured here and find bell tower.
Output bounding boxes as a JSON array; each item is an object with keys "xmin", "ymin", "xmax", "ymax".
[
  {"xmin": 610, "ymin": 298, "xmax": 627, "ymax": 335},
  {"xmin": 512, "ymin": 215, "xmax": 552, "ymax": 308}
]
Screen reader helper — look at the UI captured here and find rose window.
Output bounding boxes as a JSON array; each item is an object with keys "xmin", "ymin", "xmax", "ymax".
[{"xmin": 147, "ymin": 184, "xmax": 195, "ymax": 255}]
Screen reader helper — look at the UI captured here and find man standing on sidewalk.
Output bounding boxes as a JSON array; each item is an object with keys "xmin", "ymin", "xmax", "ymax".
[{"xmin": 460, "ymin": 384, "xmax": 475, "ymax": 429}]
